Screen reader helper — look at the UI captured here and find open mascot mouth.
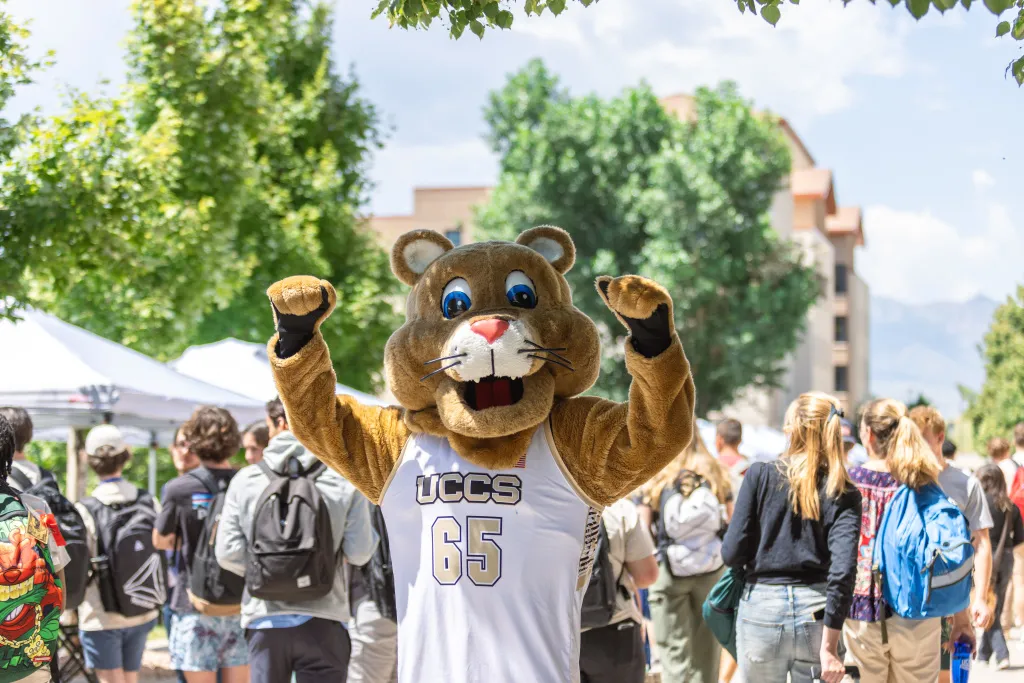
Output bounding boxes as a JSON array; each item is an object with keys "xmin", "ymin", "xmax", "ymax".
[{"xmin": 463, "ymin": 376, "xmax": 525, "ymax": 411}]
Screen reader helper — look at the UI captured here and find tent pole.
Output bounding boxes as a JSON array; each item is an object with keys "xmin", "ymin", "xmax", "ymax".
[
  {"xmin": 66, "ymin": 427, "xmax": 84, "ymax": 502},
  {"xmin": 148, "ymin": 432, "xmax": 158, "ymax": 497}
]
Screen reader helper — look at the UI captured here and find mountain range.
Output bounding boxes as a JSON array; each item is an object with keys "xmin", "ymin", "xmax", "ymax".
[{"xmin": 869, "ymin": 295, "xmax": 1000, "ymax": 419}]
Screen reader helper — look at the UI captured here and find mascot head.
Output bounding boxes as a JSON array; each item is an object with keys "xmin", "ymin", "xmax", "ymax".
[{"xmin": 384, "ymin": 226, "xmax": 601, "ymax": 439}]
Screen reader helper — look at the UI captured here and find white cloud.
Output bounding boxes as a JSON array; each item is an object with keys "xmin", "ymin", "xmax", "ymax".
[
  {"xmin": 367, "ymin": 139, "xmax": 497, "ymax": 216},
  {"xmin": 511, "ymin": 0, "xmax": 912, "ymax": 120},
  {"xmin": 859, "ymin": 202, "xmax": 1022, "ymax": 304},
  {"xmin": 972, "ymin": 169, "xmax": 995, "ymax": 189}
]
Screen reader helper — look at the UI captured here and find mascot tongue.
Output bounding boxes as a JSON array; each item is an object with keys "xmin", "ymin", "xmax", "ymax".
[{"xmin": 471, "ymin": 377, "xmax": 514, "ymax": 410}]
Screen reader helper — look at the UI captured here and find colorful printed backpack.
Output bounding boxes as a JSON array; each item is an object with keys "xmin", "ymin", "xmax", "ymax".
[{"xmin": 0, "ymin": 490, "xmax": 64, "ymax": 683}]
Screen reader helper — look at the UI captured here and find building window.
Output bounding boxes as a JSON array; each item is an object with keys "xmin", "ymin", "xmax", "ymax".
[
  {"xmin": 445, "ymin": 229, "xmax": 462, "ymax": 246},
  {"xmin": 835, "ymin": 264, "xmax": 848, "ymax": 295},
  {"xmin": 835, "ymin": 365, "xmax": 849, "ymax": 393},
  {"xmin": 835, "ymin": 316, "xmax": 849, "ymax": 343}
]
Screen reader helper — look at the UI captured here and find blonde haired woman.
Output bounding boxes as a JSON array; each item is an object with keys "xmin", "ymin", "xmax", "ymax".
[
  {"xmin": 642, "ymin": 430, "xmax": 731, "ymax": 683},
  {"xmin": 843, "ymin": 399, "xmax": 954, "ymax": 683},
  {"xmin": 721, "ymin": 392, "xmax": 861, "ymax": 683}
]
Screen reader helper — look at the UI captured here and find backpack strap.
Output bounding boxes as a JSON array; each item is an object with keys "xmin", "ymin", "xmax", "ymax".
[
  {"xmin": 188, "ymin": 468, "xmax": 224, "ymax": 496},
  {"xmin": 7, "ymin": 467, "xmax": 32, "ymax": 492},
  {"xmin": 257, "ymin": 458, "xmax": 326, "ymax": 480}
]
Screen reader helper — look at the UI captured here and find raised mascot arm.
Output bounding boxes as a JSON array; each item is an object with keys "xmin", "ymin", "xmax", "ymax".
[
  {"xmin": 267, "ymin": 276, "xmax": 409, "ymax": 503},
  {"xmin": 551, "ymin": 275, "xmax": 695, "ymax": 507}
]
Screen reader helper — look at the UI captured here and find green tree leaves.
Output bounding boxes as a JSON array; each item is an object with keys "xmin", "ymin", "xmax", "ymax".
[
  {"xmin": 964, "ymin": 286, "xmax": 1024, "ymax": 443},
  {"xmin": 476, "ymin": 61, "xmax": 820, "ymax": 414},
  {"xmin": 1, "ymin": 0, "xmax": 399, "ymax": 391},
  {"xmin": 372, "ymin": 0, "xmax": 593, "ymax": 38},
  {"xmin": 368, "ymin": 0, "xmax": 1024, "ymax": 84}
]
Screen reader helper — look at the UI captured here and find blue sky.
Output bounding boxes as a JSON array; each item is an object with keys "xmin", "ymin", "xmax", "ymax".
[{"xmin": 8, "ymin": 0, "xmax": 1023, "ymax": 306}]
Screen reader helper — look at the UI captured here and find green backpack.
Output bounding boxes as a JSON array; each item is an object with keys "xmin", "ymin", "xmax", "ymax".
[
  {"xmin": 701, "ymin": 567, "xmax": 745, "ymax": 659},
  {"xmin": 0, "ymin": 490, "xmax": 63, "ymax": 683}
]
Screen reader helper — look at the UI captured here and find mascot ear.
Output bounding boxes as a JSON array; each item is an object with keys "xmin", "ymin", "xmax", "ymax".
[
  {"xmin": 515, "ymin": 225, "xmax": 576, "ymax": 275},
  {"xmin": 391, "ymin": 230, "xmax": 455, "ymax": 286}
]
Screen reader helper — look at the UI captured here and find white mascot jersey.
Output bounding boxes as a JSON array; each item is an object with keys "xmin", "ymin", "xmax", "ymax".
[{"xmin": 380, "ymin": 421, "xmax": 602, "ymax": 683}]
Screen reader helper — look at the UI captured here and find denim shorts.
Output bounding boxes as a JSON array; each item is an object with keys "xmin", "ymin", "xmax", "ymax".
[
  {"xmin": 736, "ymin": 582, "xmax": 828, "ymax": 683},
  {"xmin": 169, "ymin": 612, "xmax": 248, "ymax": 672},
  {"xmin": 79, "ymin": 619, "xmax": 157, "ymax": 672}
]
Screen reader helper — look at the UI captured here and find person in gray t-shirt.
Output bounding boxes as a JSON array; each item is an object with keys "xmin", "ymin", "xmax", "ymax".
[
  {"xmin": 911, "ymin": 406, "xmax": 994, "ymax": 683},
  {"xmin": 937, "ymin": 465, "xmax": 994, "ymax": 532}
]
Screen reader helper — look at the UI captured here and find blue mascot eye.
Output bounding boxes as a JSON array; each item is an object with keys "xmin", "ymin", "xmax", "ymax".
[
  {"xmin": 441, "ymin": 278, "xmax": 472, "ymax": 319},
  {"xmin": 505, "ymin": 271, "xmax": 537, "ymax": 309}
]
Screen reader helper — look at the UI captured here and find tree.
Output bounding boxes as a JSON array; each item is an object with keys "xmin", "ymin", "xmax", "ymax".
[
  {"xmin": 1, "ymin": 0, "xmax": 398, "ymax": 391},
  {"xmin": 372, "ymin": 0, "xmax": 1024, "ymax": 85},
  {"xmin": 907, "ymin": 393, "xmax": 933, "ymax": 409},
  {"xmin": 476, "ymin": 61, "xmax": 820, "ymax": 415},
  {"xmin": 964, "ymin": 286, "xmax": 1024, "ymax": 444}
]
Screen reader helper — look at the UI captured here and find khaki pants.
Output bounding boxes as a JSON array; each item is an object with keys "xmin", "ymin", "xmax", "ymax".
[
  {"xmin": 1000, "ymin": 545, "xmax": 1024, "ymax": 631},
  {"xmin": 649, "ymin": 565, "xmax": 723, "ymax": 683},
  {"xmin": 843, "ymin": 616, "xmax": 941, "ymax": 683}
]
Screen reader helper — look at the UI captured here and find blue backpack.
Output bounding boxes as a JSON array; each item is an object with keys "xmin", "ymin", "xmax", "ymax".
[{"xmin": 874, "ymin": 483, "xmax": 974, "ymax": 619}]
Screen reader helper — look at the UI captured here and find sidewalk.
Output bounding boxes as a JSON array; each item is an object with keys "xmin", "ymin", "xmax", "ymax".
[{"xmin": 70, "ymin": 631, "xmax": 1024, "ymax": 682}]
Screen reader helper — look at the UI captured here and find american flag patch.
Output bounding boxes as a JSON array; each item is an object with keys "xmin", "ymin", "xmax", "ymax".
[{"xmin": 514, "ymin": 453, "xmax": 527, "ymax": 469}]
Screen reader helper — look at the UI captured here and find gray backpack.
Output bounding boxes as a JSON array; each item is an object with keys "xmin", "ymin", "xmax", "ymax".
[{"xmin": 246, "ymin": 456, "xmax": 336, "ymax": 601}]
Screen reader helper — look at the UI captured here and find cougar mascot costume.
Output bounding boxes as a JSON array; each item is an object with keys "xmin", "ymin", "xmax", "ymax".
[{"xmin": 267, "ymin": 227, "xmax": 694, "ymax": 683}]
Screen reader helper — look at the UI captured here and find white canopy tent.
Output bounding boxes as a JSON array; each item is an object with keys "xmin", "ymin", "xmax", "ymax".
[
  {"xmin": 0, "ymin": 308, "xmax": 267, "ymax": 495},
  {"xmin": 171, "ymin": 338, "xmax": 387, "ymax": 407}
]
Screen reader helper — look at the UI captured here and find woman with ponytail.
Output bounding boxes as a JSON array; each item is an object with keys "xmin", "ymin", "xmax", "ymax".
[
  {"xmin": 721, "ymin": 392, "xmax": 861, "ymax": 683},
  {"xmin": 639, "ymin": 430, "xmax": 731, "ymax": 683},
  {"xmin": 842, "ymin": 399, "xmax": 947, "ymax": 682}
]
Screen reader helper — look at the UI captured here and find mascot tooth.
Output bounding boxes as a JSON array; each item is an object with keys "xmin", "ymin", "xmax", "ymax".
[{"xmin": 267, "ymin": 226, "xmax": 695, "ymax": 683}]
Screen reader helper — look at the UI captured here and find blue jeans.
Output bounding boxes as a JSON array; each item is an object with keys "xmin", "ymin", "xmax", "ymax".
[
  {"xmin": 736, "ymin": 582, "xmax": 828, "ymax": 683},
  {"xmin": 79, "ymin": 619, "xmax": 156, "ymax": 672}
]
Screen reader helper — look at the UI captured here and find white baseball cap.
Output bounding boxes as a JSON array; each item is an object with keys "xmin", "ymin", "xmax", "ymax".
[{"xmin": 85, "ymin": 424, "xmax": 128, "ymax": 456}]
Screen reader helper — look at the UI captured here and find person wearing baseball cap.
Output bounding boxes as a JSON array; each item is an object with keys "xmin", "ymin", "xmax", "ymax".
[{"xmin": 75, "ymin": 424, "xmax": 160, "ymax": 680}]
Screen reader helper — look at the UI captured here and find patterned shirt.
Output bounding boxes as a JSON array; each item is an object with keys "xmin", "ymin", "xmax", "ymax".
[{"xmin": 847, "ymin": 466, "xmax": 900, "ymax": 622}]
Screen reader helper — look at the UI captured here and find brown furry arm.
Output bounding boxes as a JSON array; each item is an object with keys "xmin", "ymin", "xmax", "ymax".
[
  {"xmin": 551, "ymin": 335, "xmax": 695, "ymax": 508},
  {"xmin": 269, "ymin": 333, "xmax": 409, "ymax": 504}
]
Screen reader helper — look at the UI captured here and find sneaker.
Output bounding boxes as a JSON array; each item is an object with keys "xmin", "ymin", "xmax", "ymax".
[{"xmin": 995, "ymin": 659, "xmax": 1010, "ymax": 670}]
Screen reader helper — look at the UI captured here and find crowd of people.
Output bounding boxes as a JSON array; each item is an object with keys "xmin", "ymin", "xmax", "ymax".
[{"xmin": 0, "ymin": 392, "xmax": 1023, "ymax": 683}]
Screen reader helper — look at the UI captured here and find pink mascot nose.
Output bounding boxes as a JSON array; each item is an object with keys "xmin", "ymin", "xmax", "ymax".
[{"xmin": 470, "ymin": 319, "xmax": 510, "ymax": 344}]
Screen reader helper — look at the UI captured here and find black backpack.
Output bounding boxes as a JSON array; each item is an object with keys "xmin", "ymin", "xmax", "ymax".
[
  {"xmin": 81, "ymin": 489, "xmax": 167, "ymax": 617},
  {"xmin": 362, "ymin": 504, "xmax": 396, "ymax": 622},
  {"xmin": 187, "ymin": 468, "xmax": 245, "ymax": 611},
  {"xmin": 246, "ymin": 456, "xmax": 335, "ymax": 601},
  {"xmin": 9, "ymin": 467, "xmax": 90, "ymax": 611},
  {"xmin": 580, "ymin": 519, "xmax": 622, "ymax": 629}
]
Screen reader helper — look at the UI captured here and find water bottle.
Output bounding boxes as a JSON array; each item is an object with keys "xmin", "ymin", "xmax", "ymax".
[{"xmin": 950, "ymin": 640, "xmax": 972, "ymax": 683}]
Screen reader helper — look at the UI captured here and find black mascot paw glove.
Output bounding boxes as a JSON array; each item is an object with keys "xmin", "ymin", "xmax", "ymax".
[
  {"xmin": 274, "ymin": 287, "xmax": 331, "ymax": 359},
  {"xmin": 598, "ymin": 280, "xmax": 673, "ymax": 359}
]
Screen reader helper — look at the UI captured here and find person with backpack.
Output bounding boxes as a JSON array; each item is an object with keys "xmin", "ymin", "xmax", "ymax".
[
  {"xmin": 153, "ymin": 407, "xmax": 248, "ymax": 683},
  {"xmin": 214, "ymin": 397, "xmax": 377, "ymax": 683},
  {"xmin": 75, "ymin": 424, "xmax": 163, "ymax": 683},
  {"xmin": 842, "ymin": 398, "xmax": 966, "ymax": 682},
  {"xmin": 577, "ymin": 497, "xmax": 658, "ymax": 683},
  {"xmin": 973, "ymin": 463, "xmax": 1024, "ymax": 669},
  {"xmin": 347, "ymin": 505, "xmax": 398, "ymax": 683},
  {"xmin": 0, "ymin": 406, "xmax": 61, "ymax": 490},
  {"xmin": 1, "ymin": 406, "xmax": 90, "ymax": 620},
  {"xmin": 639, "ymin": 432, "xmax": 730, "ymax": 683},
  {"xmin": 1009, "ymin": 423, "xmax": 1024, "ymax": 643},
  {"xmin": 909, "ymin": 406, "xmax": 994, "ymax": 683},
  {"xmin": 0, "ymin": 412, "xmax": 70, "ymax": 683},
  {"xmin": 721, "ymin": 392, "xmax": 861, "ymax": 683},
  {"xmin": 989, "ymin": 437, "xmax": 1019, "ymax": 494}
]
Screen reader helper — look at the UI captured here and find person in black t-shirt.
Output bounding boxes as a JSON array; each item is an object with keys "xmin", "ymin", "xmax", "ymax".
[{"xmin": 154, "ymin": 407, "xmax": 248, "ymax": 683}]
